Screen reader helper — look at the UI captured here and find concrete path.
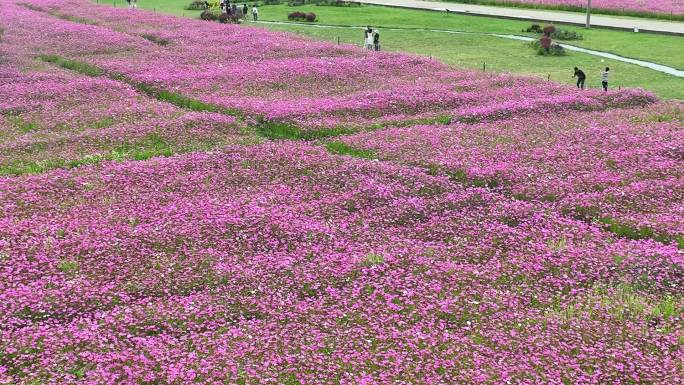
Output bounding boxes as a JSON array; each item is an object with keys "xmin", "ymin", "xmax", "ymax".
[{"xmin": 355, "ymin": 0, "xmax": 684, "ymax": 35}]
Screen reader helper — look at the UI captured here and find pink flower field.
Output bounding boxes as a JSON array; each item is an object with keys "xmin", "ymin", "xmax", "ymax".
[{"xmin": 1, "ymin": 0, "xmax": 683, "ymax": 384}]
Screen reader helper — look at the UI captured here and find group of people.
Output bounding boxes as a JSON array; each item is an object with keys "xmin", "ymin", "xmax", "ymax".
[
  {"xmin": 217, "ymin": 1, "xmax": 258, "ymax": 21},
  {"xmin": 573, "ymin": 66, "xmax": 611, "ymax": 92},
  {"xmin": 364, "ymin": 27, "xmax": 381, "ymax": 51}
]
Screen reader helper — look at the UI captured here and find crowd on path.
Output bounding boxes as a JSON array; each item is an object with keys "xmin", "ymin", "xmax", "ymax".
[
  {"xmin": 573, "ymin": 66, "xmax": 611, "ymax": 91},
  {"xmin": 364, "ymin": 26, "xmax": 381, "ymax": 51},
  {"xmin": 216, "ymin": 1, "xmax": 258, "ymax": 21}
]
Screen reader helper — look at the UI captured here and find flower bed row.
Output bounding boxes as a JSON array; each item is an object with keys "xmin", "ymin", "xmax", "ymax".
[
  {"xmin": 336, "ymin": 103, "xmax": 684, "ymax": 244},
  {"xmin": 0, "ymin": 13, "xmax": 250, "ymax": 176},
  {"xmin": 6, "ymin": 0, "xmax": 657, "ymax": 134},
  {"xmin": 1, "ymin": 142, "xmax": 682, "ymax": 384}
]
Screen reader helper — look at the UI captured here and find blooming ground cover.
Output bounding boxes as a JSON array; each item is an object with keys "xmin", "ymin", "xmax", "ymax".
[
  {"xmin": 2, "ymin": 144, "xmax": 683, "ymax": 384},
  {"xmin": 7, "ymin": 0, "xmax": 656, "ymax": 137},
  {"xmin": 337, "ymin": 104, "xmax": 684, "ymax": 244},
  {"xmin": 0, "ymin": 7, "xmax": 256, "ymax": 175},
  {"xmin": 1, "ymin": 0, "xmax": 683, "ymax": 384}
]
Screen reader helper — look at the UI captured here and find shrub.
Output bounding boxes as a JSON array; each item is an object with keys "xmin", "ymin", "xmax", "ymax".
[
  {"xmin": 288, "ymin": 11, "xmax": 306, "ymax": 20},
  {"xmin": 542, "ymin": 25, "xmax": 556, "ymax": 36},
  {"xmin": 531, "ymin": 40, "xmax": 565, "ymax": 56},
  {"xmin": 186, "ymin": 0, "xmax": 207, "ymax": 10},
  {"xmin": 217, "ymin": 13, "xmax": 242, "ymax": 24},
  {"xmin": 524, "ymin": 23, "xmax": 542, "ymax": 33},
  {"xmin": 200, "ymin": 10, "xmax": 218, "ymax": 21},
  {"xmin": 551, "ymin": 29, "xmax": 583, "ymax": 40},
  {"xmin": 287, "ymin": 11, "xmax": 316, "ymax": 21},
  {"xmin": 263, "ymin": 0, "xmax": 282, "ymax": 3},
  {"xmin": 315, "ymin": 0, "xmax": 361, "ymax": 5}
]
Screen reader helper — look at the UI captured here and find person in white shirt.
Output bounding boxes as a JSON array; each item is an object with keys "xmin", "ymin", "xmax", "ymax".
[
  {"xmin": 601, "ymin": 67, "xmax": 610, "ymax": 92},
  {"xmin": 365, "ymin": 29, "xmax": 374, "ymax": 50},
  {"xmin": 252, "ymin": 5, "xmax": 258, "ymax": 21}
]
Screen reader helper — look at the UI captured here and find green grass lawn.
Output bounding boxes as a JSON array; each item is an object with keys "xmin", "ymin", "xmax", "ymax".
[
  {"xmin": 96, "ymin": 1, "xmax": 684, "ymax": 99},
  {"xmin": 254, "ymin": 5, "xmax": 684, "ymax": 70},
  {"xmin": 260, "ymin": 21, "xmax": 683, "ymax": 98}
]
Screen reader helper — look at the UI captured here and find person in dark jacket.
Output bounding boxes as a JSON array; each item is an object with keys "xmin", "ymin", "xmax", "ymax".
[
  {"xmin": 243, "ymin": 4, "xmax": 248, "ymax": 18},
  {"xmin": 373, "ymin": 31, "xmax": 380, "ymax": 51},
  {"xmin": 573, "ymin": 67, "xmax": 586, "ymax": 90}
]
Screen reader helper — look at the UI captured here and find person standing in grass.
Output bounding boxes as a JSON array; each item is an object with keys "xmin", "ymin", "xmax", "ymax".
[
  {"xmin": 601, "ymin": 67, "xmax": 610, "ymax": 92},
  {"xmin": 252, "ymin": 5, "xmax": 258, "ymax": 21},
  {"xmin": 364, "ymin": 27, "xmax": 372, "ymax": 49},
  {"xmin": 373, "ymin": 30, "xmax": 380, "ymax": 51},
  {"xmin": 243, "ymin": 4, "xmax": 248, "ymax": 19},
  {"xmin": 365, "ymin": 28, "xmax": 374, "ymax": 50},
  {"xmin": 573, "ymin": 67, "xmax": 586, "ymax": 90}
]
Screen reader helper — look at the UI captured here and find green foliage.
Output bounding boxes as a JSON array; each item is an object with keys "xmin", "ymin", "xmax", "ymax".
[
  {"xmin": 90, "ymin": 116, "xmax": 116, "ymax": 130},
  {"xmin": 57, "ymin": 259, "xmax": 79, "ymax": 274},
  {"xmin": 6, "ymin": 115, "xmax": 40, "ymax": 133},
  {"xmin": 140, "ymin": 33, "xmax": 170, "ymax": 45},
  {"xmin": 447, "ymin": 168, "xmax": 500, "ymax": 189},
  {"xmin": 598, "ymin": 217, "xmax": 684, "ymax": 249},
  {"xmin": 255, "ymin": 119, "xmax": 307, "ymax": 140},
  {"xmin": 361, "ymin": 253, "xmax": 385, "ymax": 266},
  {"xmin": 185, "ymin": 0, "xmax": 208, "ymax": 10},
  {"xmin": 38, "ymin": 55, "xmax": 104, "ymax": 77},
  {"xmin": 18, "ymin": 3, "xmax": 45, "ymax": 12},
  {"xmin": 280, "ymin": 374, "xmax": 302, "ymax": 385},
  {"xmin": 51, "ymin": 12, "xmax": 99, "ymax": 25},
  {"xmin": 530, "ymin": 40, "xmax": 566, "ymax": 56},
  {"xmin": 551, "ymin": 29, "xmax": 583, "ymax": 41},
  {"xmin": 0, "ymin": 133, "xmax": 219, "ymax": 176},
  {"xmin": 325, "ymin": 141, "xmax": 376, "ymax": 159}
]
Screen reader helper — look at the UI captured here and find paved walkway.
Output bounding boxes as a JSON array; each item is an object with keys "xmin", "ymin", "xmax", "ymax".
[{"xmin": 355, "ymin": 0, "xmax": 684, "ymax": 35}]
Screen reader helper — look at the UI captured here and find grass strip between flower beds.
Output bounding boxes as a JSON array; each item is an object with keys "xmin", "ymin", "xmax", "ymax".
[
  {"xmin": 38, "ymin": 54, "xmax": 103, "ymax": 76},
  {"xmin": 597, "ymin": 216, "xmax": 684, "ymax": 250},
  {"xmin": 0, "ymin": 133, "xmax": 226, "ymax": 177},
  {"xmin": 257, "ymin": 115, "xmax": 453, "ymax": 140},
  {"xmin": 324, "ymin": 141, "xmax": 377, "ymax": 159},
  {"xmin": 140, "ymin": 33, "xmax": 170, "ymax": 46},
  {"xmin": 38, "ymin": 55, "xmax": 244, "ymax": 118},
  {"xmin": 38, "ymin": 55, "xmax": 453, "ymax": 141}
]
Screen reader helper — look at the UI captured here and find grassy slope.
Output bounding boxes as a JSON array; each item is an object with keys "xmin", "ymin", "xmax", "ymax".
[
  {"xmin": 255, "ymin": 5, "xmax": 684, "ymax": 70},
  {"xmin": 260, "ymin": 22, "xmax": 683, "ymax": 99},
  {"xmin": 97, "ymin": 1, "xmax": 684, "ymax": 99}
]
